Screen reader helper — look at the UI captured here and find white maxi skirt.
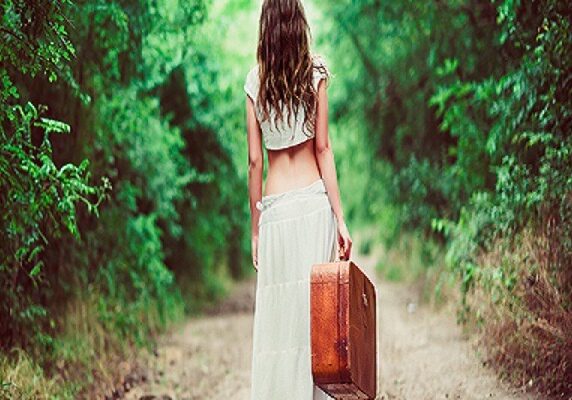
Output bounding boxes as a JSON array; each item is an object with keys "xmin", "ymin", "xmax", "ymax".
[{"xmin": 250, "ymin": 178, "xmax": 337, "ymax": 400}]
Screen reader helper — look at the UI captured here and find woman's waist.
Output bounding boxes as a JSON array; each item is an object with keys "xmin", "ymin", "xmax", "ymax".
[
  {"xmin": 263, "ymin": 159, "xmax": 321, "ymax": 195},
  {"xmin": 256, "ymin": 177, "xmax": 327, "ymax": 213},
  {"xmin": 256, "ymin": 181, "xmax": 332, "ymax": 226},
  {"xmin": 263, "ymin": 171, "xmax": 322, "ymax": 195}
]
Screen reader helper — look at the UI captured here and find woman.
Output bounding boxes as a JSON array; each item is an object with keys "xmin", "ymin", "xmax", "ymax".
[{"xmin": 244, "ymin": 0, "xmax": 352, "ymax": 399}]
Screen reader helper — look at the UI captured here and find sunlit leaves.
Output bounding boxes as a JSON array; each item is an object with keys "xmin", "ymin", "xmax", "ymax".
[
  {"xmin": 1, "ymin": 101, "xmax": 109, "ymax": 347},
  {"xmin": 1, "ymin": 1, "xmax": 109, "ymax": 347},
  {"xmin": 0, "ymin": 1, "xmax": 76, "ymax": 111}
]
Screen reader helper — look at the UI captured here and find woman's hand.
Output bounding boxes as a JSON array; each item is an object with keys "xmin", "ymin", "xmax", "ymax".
[
  {"xmin": 337, "ymin": 219, "xmax": 352, "ymax": 261},
  {"xmin": 252, "ymin": 235, "xmax": 259, "ymax": 272}
]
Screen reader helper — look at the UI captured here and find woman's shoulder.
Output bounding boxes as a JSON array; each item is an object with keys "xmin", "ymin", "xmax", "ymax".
[
  {"xmin": 311, "ymin": 54, "xmax": 331, "ymax": 87},
  {"xmin": 311, "ymin": 53, "xmax": 328, "ymax": 67},
  {"xmin": 246, "ymin": 64, "xmax": 260, "ymax": 81},
  {"xmin": 244, "ymin": 64, "xmax": 260, "ymax": 101}
]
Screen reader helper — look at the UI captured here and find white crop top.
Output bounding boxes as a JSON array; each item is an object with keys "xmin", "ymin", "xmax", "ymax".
[{"xmin": 243, "ymin": 55, "xmax": 331, "ymax": 150}]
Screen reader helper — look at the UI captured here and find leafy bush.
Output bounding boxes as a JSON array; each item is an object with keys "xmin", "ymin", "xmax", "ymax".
[
  {"xmin": 320, "ymin": 0, "xmax": 571, "ymax": 395},
  {"xmin": 1, "ymin": 0, "xmax": 250, "ymax": 396},
  {"xmin": 0, "ymin": 0, "xmax": 109, "ymax": 350},
  {"xmin": 433, "ymin": 0, "xmax": 572, "ymax": 394}
]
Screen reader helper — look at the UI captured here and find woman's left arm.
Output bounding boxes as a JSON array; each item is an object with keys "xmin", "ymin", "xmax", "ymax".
[{"xmin": 246, "ymin": 96, "xmax": 263, "ymax": 269}]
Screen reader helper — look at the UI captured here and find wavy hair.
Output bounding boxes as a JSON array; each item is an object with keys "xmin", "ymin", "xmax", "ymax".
[{"xmin": 256, "ymin": 0, "xmax": 328, "ymax": 136}]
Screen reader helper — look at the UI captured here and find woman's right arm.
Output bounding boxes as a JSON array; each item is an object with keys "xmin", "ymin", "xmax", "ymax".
[
  {"xmin": 314, "ymin": 79, "xmax": 353, "ymax": 260},
  {"xmin": 246, "ymin": 96, "xmax": 264, "ymax": 270}
]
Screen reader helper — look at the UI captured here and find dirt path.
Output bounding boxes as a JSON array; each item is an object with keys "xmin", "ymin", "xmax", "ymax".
[{"xmin": 124, "ymin": 242, "xmax": 535, "ymax": 400}]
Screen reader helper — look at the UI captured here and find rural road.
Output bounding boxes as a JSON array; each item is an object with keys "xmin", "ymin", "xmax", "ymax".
[{"xmin": 123, "ymin": 235, "xmax": 535, "ymax": 400}]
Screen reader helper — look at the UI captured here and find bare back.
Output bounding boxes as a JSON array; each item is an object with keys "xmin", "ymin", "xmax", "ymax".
[{"xmin": 264, "ymin": 139, "xmax": 321, "ymax": 196}]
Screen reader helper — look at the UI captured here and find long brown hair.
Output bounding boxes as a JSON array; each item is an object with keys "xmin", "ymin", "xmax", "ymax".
[{"xmin": 256, "ymin": 0, "xmax": 328, "ymax": 136}]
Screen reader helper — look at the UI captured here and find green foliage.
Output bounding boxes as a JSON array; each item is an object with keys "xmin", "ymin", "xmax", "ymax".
[
  {"xmin": 1, "ymin": 0, "xmax": 251, "ymax": 396},
  {"xmin": 0, "ymin": 1, "xmax": 109, "ymax": 349},
  {"xmin": 320, "ymin": 0, "xmax": 571, "ymax": 394},
  {"xmin": 317, "ymin": 0, "xmax": 501, "ymax": 244},
  {"xmin": 436, "ymin": 0, "xmax": 571, "ymax": 307},
  {"xmin": 0, "ymin": 1, "xmax": 76, "ymax": 111}
]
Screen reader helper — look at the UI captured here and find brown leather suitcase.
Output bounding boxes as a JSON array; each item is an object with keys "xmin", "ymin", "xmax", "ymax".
[{"xmin": 310, "ymin": 260, "xmax": 377, "ymax": 399}]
